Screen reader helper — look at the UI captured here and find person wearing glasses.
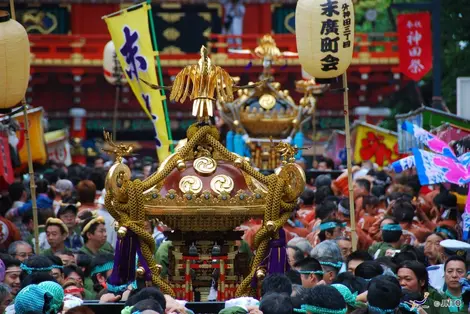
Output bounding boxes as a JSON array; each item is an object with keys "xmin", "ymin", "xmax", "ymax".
[{"xmin": 7, "ymin": 241, "xmax": 33, "ymax": 262}]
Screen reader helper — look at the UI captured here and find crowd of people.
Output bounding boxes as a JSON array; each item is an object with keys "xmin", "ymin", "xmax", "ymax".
[{"xmin": 0, "ymin": 155, "xmax": 468, "ymax": 314}]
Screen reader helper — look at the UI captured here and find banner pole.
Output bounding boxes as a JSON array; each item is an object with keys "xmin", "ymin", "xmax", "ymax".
[
  {"xmin": 22, "ymin": 101, "xmax": 40, "ymax": 254},
  {"xmin": 147, "ymin": 0, "xmax": 174, "ymax": 154},
  {"xmin": 342, "ymin": 73, "xmax": 357, "ymax": 251}
]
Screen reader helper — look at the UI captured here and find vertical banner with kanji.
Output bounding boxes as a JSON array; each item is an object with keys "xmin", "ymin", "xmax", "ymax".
[
  {"xmin": 397, "ymin": 12, "xmax": 432, "ymax": 81},
  {"xmin": 352, "ymin": 123, "xmax": 404, "ymax": 168},
  {"xmin": 104, "ymin": 3, "xmax": 171, "ymax": 162}
]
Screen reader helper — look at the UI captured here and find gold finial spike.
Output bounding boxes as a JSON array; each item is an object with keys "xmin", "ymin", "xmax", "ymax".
[{"xmin": 102, "ymin": 130, "xmax": 134, "ymax": 163}]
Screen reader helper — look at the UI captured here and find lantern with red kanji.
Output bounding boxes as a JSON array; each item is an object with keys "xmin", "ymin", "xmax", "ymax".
[
  {"xmin": 295, "ymin": 0, "xmax": 355, "ymax": 78},
  {"xmin": 0, "ymin": 10, "xmax": 30, "ymax": 112}
]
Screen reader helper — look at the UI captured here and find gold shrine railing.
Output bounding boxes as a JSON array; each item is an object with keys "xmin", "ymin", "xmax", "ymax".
[{"xmin": 29, "ymin": 33, "xmax": 399, "ymax": 67}]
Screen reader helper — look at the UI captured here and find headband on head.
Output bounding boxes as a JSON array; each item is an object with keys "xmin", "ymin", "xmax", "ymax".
[
  {"xmin": 64, "ymin": 287, "xmax": 84, "ymax": 294},
  {"xmin": 367, "ymin": 305, "xmax": 396, "ymax": 314},
  {"xmin": 81, "ymin": 216, "xmax": 105, "ymax": 236},
  {"xmin": 90, "ymin": 261, "xmax": 114, "ymax": 277},
  {"xmin": 320, "ymin": 222, "xmax": 346, "ymax": 232},
  {"xmin": 338, "ymin": 203, "xmax": 350, "ymax": 216},
  {"xmin": 297, "ymin": 270, "xmax": 324, "ymax": 276},
  {"xmin": 46, "ymin": 218, "xmax": 69, "ymax": 235},
  {"xmin": 435, "ymin": 226, "xmax": 456, "ymax": 240},
  {"xmin": 107, "ymin": 280, "xmax": 137, "ymax": 294},
  {"xmin": 381, "ymin": 224, "xmax": 402, "ymax": 232},
  {"xmin": 20, "ymin": 263, "xmax": 53, "ymax": 275},
  {"xmin": 294, "ymin": 304, "xmax": 347, "ymax": 314},
  {"xmin": 331, "ymin": 284, "xmax": 359, "ymax": 308},
  {"xmin": 319, "ymin": 261, "xmax": 343, "ymax": 269}
]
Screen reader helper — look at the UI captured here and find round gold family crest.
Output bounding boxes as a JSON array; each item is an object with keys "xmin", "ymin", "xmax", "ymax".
[{"xmin": 193, "ymin": 156, "xmax": 217, "ymax": 176}]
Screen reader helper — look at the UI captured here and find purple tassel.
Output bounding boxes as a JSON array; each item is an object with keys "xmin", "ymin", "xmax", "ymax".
[
  {"xmin": 267, "ymin": 229, "xmax": 289, "ymax": 274},
  {"xmin": 280, "ymin": 60, "xmax": 288, "ymax": 70},
  {"xmin": 250, "ymin": 229, "xmax": 289, "ymax": 289},
  {"xmin": 108, "ymin": 230, "xmax": 138, "ymax": 289},
  {"xmin": 136, "ymin": 244, "xmax": 153, "ymax": 281},
  {"xmin": 245, "ymin": 61, "xmax": 252, "ymax": 69}
]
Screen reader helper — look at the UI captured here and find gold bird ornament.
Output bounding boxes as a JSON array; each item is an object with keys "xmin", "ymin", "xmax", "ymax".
[{"xmin": 141, "ymin": 46, "xmax": 263, "ymax": 123}]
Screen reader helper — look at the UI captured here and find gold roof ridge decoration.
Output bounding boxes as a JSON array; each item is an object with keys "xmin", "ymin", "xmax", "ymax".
[{"xmin": 104, "ymin": 50, "xmax": 306, "ymax": 297}]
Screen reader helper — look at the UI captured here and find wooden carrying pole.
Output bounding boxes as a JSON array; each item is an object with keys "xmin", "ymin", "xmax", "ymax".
[{"xmin": 342, "ymin": 73, "xmax": 357, "ymax": 251}]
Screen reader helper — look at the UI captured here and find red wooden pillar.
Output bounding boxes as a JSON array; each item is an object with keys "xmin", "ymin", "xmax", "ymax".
[
  {"xmin": 71, "ymin": 3, "xmax": 120, "ymax": 34},
  {"xmin": 244, "ymin": 3, "xmax": 272, "ymax": 34}
]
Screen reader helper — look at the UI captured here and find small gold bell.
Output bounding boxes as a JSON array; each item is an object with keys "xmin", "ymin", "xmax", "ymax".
[
  {"xmin": 136, "ymin": 266, "xmax": 146, "ymax": 277},
  {"xmin": 176, "ymin": 160, "xmax": 186, "ymax": 171},
  {"xmin": 234, "ymin": 158, "xmax": 243, "ymax": 168},
  {"xmin": 256, "ymin": 268, "xmax": 266, "ymax": 280},
  {"xmin": 266, "ymin": 221, "xmax": 275, "ymax": 232},
  {"xmin": 117, "ymin": 226, "xmax": 127, "ymax": 238},
  {"xmin": 114, "ymin": 222, "xmax": 120, "ymax": 232}
]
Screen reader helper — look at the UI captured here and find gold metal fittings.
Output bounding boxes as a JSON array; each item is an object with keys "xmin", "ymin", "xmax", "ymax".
[
  {"xmin": 179, "ymin": 176, "xmax": 203, "ymax": 194},
  {"xmin": 105, "ymin": 162, "xmax": 131, "ymax": 203},
  {"xmin": 210, "ymin": 174, "xmax": 235, "ymax": 195},
  {"xmin": 259, "ymin": 94, "xmax": 276, "ymax": 110},
  {"xmin": 193, "ymin": 156, "xmax": 217, "ymax": 176},
  {"xmin": 276, "ymin": 163, "xmax": 306, "ymax": 202}
]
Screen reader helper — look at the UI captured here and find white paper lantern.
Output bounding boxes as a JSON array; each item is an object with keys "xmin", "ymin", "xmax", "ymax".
[
  {"xmin": 103, "ymin": 41, "xmax": 126, "ymax": 85},
  {"xmin": 296, "ymin": 0, "xmax": 355, "ymax": 79},
  {"xmin": 0, "ymin": 11, "xmax": 30, "ymax": 111}
]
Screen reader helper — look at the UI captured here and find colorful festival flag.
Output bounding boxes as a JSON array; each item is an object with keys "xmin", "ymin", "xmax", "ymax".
[
  {"xmin": 104, "ymin": 2, "xmax": 172, "ymax": 162},
  {"xmin": 45, "ymin": 129, "xmax": 72, "ymax": 166},
  {"xmin": 392, "ymin": 121, "xmax": 470, "ymax": 240},
  {"xmin": 352, "ymin": 122, "xmax": 403, "ymax": 168}
]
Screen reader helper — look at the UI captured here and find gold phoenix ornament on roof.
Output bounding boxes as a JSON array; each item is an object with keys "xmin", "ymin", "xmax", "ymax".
[
  {"xmin": 142, "ymin": 46, "xmax": 261, "ymax": 122},
  {"xmin": 102, "ymin": 130, "xmax": 134, "ymax": 161}
]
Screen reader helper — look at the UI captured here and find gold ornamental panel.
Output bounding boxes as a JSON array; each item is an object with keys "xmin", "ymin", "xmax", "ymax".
[
  {"xmin": 210, "ymin": 175, "xmax": 235, "ymax": 195},
  {"xmin": 179, "ymin": 176, "xmax": 203, "ymax": 194},
  {"xmin": 193, "ymin": 157, "xmax": 217, "ymax": 176}
]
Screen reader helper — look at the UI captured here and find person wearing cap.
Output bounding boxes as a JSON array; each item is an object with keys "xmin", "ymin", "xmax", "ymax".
[
  {"xmin": 428, "ymin": 239, "xmax": 470, "ymax": 293},
  {"xmin": 38, "ymin": 281, "xmax": 64, "ymax": 314},
  {"xmin": 57, "ymin": 205, "xmax": 83, "ymax": 250},
  {"xmin": 42, "ymin": 218, "xmax": 72, "ymax": 256},
  {"xmin": 14, "ymin": 284, "xmax": 53, "ymax": 314},
  {"xmin": 78, "ymin": 215, "xmax": 114, "ymax": 257}
]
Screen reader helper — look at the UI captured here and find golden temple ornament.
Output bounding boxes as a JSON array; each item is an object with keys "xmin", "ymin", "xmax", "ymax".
[
  {"xmin": 210, "ymin": 175, "xmax": 235, "ymax": 195},
  {"xmin": 179, "ymin": 176, "xmax": 203, "ymax": 194},
  {"xmin": 141, "ymin": 46, "xmax": 263, "ymax": 122},
  {"xmin": 193, "ymin": 156, "xmax": 217, "ymax": 176}
]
